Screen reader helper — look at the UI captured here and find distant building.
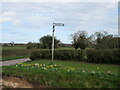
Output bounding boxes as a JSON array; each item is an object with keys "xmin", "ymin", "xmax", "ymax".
[
  {"xmin": 1, "ymin": 43, "xmax": 26, "ymax": 46},
  {"xmin": 58, "ymin": 43, "xmax": 72, "ymax": 47},
  {"xmin": 1, "ymin": 43, "xmax": 73, "ymax": 47}
]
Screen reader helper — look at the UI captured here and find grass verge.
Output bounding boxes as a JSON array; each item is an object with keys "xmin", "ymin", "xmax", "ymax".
[{"xmin": 2, "ymin": 60, "xmax": 119, "ymax": 88}]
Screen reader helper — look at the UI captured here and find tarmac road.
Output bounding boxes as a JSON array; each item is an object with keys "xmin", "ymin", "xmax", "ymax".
[{"xmin": 0, "ymin": 58, "xmax": 31, "ymax": 66}]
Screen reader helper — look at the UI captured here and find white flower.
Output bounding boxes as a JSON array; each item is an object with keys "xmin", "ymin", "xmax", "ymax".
[
  {"xmin": 82, "ymin": 70, "xmax": 85, "ymax": 72},
  {"xmin": 16, "ymin": 65, "xmax": 18, "ymax": 67},
  {"xmin": 108, "ymin": 70, "xmax": 111, "ymax": 73},
  {"xmin": 92, "ymin": 71, "xmax": 95, "ymax": 74}
]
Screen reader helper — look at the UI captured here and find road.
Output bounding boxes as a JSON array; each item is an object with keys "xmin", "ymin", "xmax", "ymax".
[{"xmin": 0, "ymin": 58, "xmax": 31, "ymax": 66}]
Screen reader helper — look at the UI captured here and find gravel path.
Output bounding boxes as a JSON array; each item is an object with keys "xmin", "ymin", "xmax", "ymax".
[{"xmin": 0, "ymin": 58, "xmax": 31, "ymax": 66}]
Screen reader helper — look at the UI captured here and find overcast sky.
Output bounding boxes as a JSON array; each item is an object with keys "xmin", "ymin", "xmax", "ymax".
[{"xmin": 0, "ymin": 2, "xmax": 118, "ymax": 44}]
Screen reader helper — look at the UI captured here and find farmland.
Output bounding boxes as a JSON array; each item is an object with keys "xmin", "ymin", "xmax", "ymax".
[
  {"xmin": 2, "ymin": 46, "xmax": 74, "ymax": 50},
  {"xmin": 1, "ymin": 45, "xmax": 119, "ymax": 88},
  {"xmin": 1, "ymin": 1, "xmax": 119, "ymax": 89},
  {"xmin": 2, "ymin": 46, "xmax": 26, "ymax": 50},
  {"xmin": 2, "ymin": 46, "xmax": 74, "ymax": 61}
]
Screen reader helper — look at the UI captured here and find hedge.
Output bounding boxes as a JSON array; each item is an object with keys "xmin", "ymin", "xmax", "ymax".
[
  {"xmin": 30, "ymin": 49, "xmax": 120, "ymax": 64},
  {"xmin": 86, "ymin": 49, "xmax": 120, "ymax": 64}
]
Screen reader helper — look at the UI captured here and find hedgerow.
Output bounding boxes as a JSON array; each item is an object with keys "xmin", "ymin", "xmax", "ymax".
[{"xmin": 30, "ymin": 49, "xmax": 120, "ymax": 64}]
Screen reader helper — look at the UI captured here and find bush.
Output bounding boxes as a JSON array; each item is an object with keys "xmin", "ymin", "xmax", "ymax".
[
  {"xmin": 30, "ymin": 49, "xmax": 120, "ymax": 64},
  {"xmin": 26, "ymin": 42, "xmax": 41, "ymax": 49},
  {"xmin": 30, "ymin": 50, "xmax": 51, "ymax": 60},
  {"xmin": 86, "ymin": 49, "xmax": 120, "ymax": 64},
  {"xmin": 39, "ymin": 35, "xmax": 60, "ymax": 49}
]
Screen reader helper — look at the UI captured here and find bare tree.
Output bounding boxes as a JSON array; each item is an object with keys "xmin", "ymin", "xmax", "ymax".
[{"xmin": 71, "ymin": 30, "xmax": 88, "ymax": 49}]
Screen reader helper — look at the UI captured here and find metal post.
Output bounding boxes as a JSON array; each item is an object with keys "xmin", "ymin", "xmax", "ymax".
[
  {"xmin": 52, "ymin": 25, "xmax": 55, "ymax": 61},
  {"xmin": 51, "ymin": 23, "xmax": 64, "ymax": 62}
]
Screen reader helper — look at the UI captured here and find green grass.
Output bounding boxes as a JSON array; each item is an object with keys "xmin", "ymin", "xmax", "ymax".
[
  {"xmin": 0, "ymin": 46, "xmax": 2, "ymax": 51},
  {"xmin": 57, "ymin": 47, "xmax": 74, "ymax": 50},
  {"xmin": 2, "ymin": 55, "xmax": 29, "ymax": 61},
  {"xmin": 2, "ymin": 46, "xmax": 75, "ymax": 61},
  {"xmin": 2, "ymin": 46, "xmax": 27, "ymax": 50},
  {"xmin": 24, "ymin": 60, "xmax": 119, "ymax": 76},
  {"xmin": 57, "ymin": 47, "xmax": 94, "ymax": 50},
  {"xmin": 2, "ymin": 49, "xmax": 35, "ymax": 61},
  {"xmin": 2, "ymin": 46, "xmax": 74, "ymax": 50},
  {"xmin": 2, "ymin": 60, "xmax": 119, "ymax": 88}
]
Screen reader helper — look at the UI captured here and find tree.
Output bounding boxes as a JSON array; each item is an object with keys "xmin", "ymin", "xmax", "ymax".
[
  {"xmin": 88, "ymin": 34, "xmax": 96, "ymax": 47},
  {"xmin": 98, "ymin": 35, "xmax": 119, "ymax": 49},
  {"xmin": 71, "ymin": 30, "xmax": 89, "ymax": 49},
  {"xmin": 27, "ymin": 42, "xmax": 41, "ymax": 49},
  {"xmin": 9, "ymin": 41, "xmax": 14, "ymax": 46},
  {"xmin": 92, "ymin": 31, "xmax": 119, "ymax": 49},
  {"xmin": 93, "ymin": 31, "xmax": 108, "ymax": 49},
  {"xmin": 39, "ymin": 35, "xmax": 60, "ymax": 49},
  {"xmin": 27, "ymin": 42, "xmax": 35, "ymax": 49}
]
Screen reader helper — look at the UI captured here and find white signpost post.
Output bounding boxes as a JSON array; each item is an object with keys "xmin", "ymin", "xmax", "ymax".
[{"xmin": 52, "ymin": 23, "xmax": 64, "ymax": 62}]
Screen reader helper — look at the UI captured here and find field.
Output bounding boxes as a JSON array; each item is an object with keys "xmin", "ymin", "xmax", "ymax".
[
  {"xmin": 2, "ymin": 49, "xmax": 32, "ymax": 61},
  {"xmin": 2, "ymin": 46, "xmax": 74, "ymax": 50},
  {"xmin": 2, "ymin": 46, "xmax": 119, "ymax": 88},
  {"xmin": 2, "ymin": 46, "xmax": 74, "ymax": 61},
  {"xmin": 2, "ymin": 59, "xmax": 119, "ymax": 88},
  {"xmin": 2, "ymin": 46, "xmax": 26, "ymax": 50}
]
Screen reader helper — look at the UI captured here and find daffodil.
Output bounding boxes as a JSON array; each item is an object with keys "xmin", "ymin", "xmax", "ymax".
[
  {"xmin": 17, "ymin": 63, "xmax": 22, "ymax": 64},
  {"xmin": 39, "ymin": 65, "xmax": 42, "ymax": 67},
  {"xmin": 47, "ymin": 66, "xmax": 50, "ymax": 68},
  {"xmin": 97, "ymin": 67, "xmax": 99, "ymax": 69}
]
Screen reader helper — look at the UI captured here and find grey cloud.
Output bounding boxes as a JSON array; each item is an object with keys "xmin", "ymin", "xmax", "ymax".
[{"xmin": 1, "ymin": 2, "xmax": 118, "ymax": 34}]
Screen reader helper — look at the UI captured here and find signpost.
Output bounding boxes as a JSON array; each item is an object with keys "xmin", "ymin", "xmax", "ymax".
[
  {"xmin": 52, "ymin": 23, "xmax": 64, "ymax": 62},
  {"xmin": 53, "ymin": 23, "xmax": 64, "ymax": 26}
]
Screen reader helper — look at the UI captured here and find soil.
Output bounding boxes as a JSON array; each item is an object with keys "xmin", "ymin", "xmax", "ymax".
[{"xmin": 1, "ymin": 76, "xmax": 46, "ymax": 88}]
